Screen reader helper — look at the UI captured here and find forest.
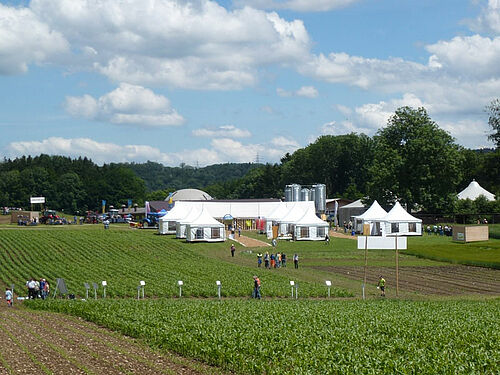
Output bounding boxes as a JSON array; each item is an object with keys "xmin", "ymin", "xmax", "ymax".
[{"xmin": 0, "ymin": 106, "xmax": 499, "ymax": 215}]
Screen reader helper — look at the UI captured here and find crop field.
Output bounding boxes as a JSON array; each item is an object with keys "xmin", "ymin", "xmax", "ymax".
[
  {"xmin": 27, "ymin": 298, "xmax": 500, "ymax": 375},
  {"xmin": 0, "ymin": 225, "xmax": 350, "ymax": 298}
]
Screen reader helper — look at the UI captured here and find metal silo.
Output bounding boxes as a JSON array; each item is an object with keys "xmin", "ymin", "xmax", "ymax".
[
  {"xmin": 314, "ymin": 184, "xmax": 326, "ymax": 213},
  {"xmin": 292, "ymin": 184, "xmax": 301, "ymax": 201},
  {"xmin": 310, "ymin": 188, "xmax": 316, "ymax": 204},
  {"xmin": 284, "ymin": 186, "xmax": 293, "ymax": 202},
  {"xmin": 300, "ymin": 188, "xmax": 311, "ymax": 201}
]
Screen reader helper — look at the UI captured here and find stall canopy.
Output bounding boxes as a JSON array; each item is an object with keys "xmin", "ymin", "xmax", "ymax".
[
  {"xmin": 186, "ymin": 209, "xmax": 225, "ymax": 242},
  {"xmin": 158, "ymin": 202, "xmax": 194, "ymax": 235},
  {"xmin": 353, "ymin": 200, "xmax": 387, "ymax": 233},
  {"xmin": 293, "ymin": 208, "xmax": 329, "ymax": 241},
  {"xmin": 378, "ymin": 202, "xmax": 422, "ymax": 236},
  {"xmin": 457, "ymin": 180, "xmax": 495, "ymax": 201},
  {"xmin": 176, "ymin": 206, "xmax": 202, "ymax": 238},
  {"xmin": 338, "ymin": 199, "xmax": 366, "ymax": 226}
]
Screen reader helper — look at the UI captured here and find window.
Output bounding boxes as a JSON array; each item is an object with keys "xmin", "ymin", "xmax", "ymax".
[
  {"xmin": 211, "ymin": 227, "xmax": 220, "ymax": 238},
  {"xmin": 409, "ymin": 222, "xmax": 416, "ymax": 232},
  {"xmin": 317, "ymin": 227, "xmax": 326, "ymax": 237},
  {"xmin": 168, "ymin": 222, "xmax": 176, "ymax": 231},
  {"xmin": 300, "ymin": 227, "xmax": 309, "ymax": 238},
  {"xmin": 195, "ymin": 228, "xmax": 204, "ymax": 239},
  {"xmin": 391, "ymin": 223, "xmax": 399, "ymax": 233}
]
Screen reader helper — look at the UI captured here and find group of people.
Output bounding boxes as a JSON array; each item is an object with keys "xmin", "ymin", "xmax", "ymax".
[
  {"xmin": 426, "ymin": 225, "xmax": 452, "ymax": 236},
  {"xmin": 255, "ymin": 251, "xmax": 300, "ymax": 269},
  {"xmin": 26, "ymin": 278, "xmax": 50, "ymax": 299}
]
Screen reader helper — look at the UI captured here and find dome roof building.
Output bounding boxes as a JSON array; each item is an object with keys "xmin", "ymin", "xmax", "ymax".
[{"xmin": 166, "ymin": 189, "xmax": 213, "ymax": 201}]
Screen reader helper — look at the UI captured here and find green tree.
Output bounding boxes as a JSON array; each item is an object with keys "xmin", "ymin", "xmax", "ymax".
[
  {"xmin": 368, "ymin": 106, "xmax": 464, "ymax": 212},
  {"xmin": 486, "ymin": 99, "xmax": 500, "ymax": 148}
]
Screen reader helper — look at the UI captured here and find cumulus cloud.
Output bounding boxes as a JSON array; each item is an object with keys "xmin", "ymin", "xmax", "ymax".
[
  {"xmin": 4, "ymin": 136, "xmax": 301, "ymax": 166},
  {"xmin": 468, "ymin": 0, "xmax": 500, "ymax": 34},
  {"xmin": 234, "ymin": 0, "xmax": 361, "ymax": 12},
  {"xmin": 0, "ymin": 4, "xmax": 68, "ymax": 74},
  {"xmin": 64, "ymin": 83, "xmax": 184, "ymax": 127},
  {"xmin": 277, "ymin": 85, "xmax": 318, "ymax": 98},
  {"xmin": 8, "ymin": 0, "xmax": 310, "ymax": 89},
  {"xmin": 192, "ymin": 125, "xmax": 251, "ymax": 138}
]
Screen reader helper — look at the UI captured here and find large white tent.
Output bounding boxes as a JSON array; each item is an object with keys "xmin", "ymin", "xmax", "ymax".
[
  {"xmin": 378, "ymin": 202, "xmax": 422, "ymax": 236},
  {"xmin": 457, "ymin": 180, "xmax": 495, "ymax": 201},
  {"xmin": 185, "ymin": 209, "xmax": 225, "ymax": 242},
  {"xmin": 176, "ymin": 206, "xmax": 202, "ymax": 239},
  {"xmin": 158, "ymin": 202, "xmax": 194, "ymax": 235},
  {"xmin": 293, "ymin": 208, "xmax": 329, "ymax": 241},
  {"xmin": 353, "ymin": 200, "xmax": 387, "ymax": 234}
]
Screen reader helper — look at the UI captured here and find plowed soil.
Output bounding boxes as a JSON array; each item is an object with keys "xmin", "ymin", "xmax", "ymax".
[
  {"xmin": 314, "ymin": 265, "xmax": 500, "ymax": 295},
  {"xmin": 0, "ymin": 304, "xmax": 224, "ymax": 375}
]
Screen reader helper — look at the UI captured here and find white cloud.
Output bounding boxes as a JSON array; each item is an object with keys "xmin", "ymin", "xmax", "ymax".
[
  {"xmin": 234, "ymin": 0, "xmax": 361, "ymax": 12},
  {"xmin": 192, "ymin": 125, "xmax": 251, "ymax": 138},
  {"xmin": 4, "ymin": 135, "xmax": 301, "ymax": 166},
  {"xmin": 64, "ymin": 83, "xmax": 184, "ymax": 127},
  {"xmin": 468, "ymin": 0, "xmax": 500, "ymax": 34},
  {"xmin": 0, "ymin": 4, "xmax": 68, "ymax": 74},
  {"xmin": 277, "ymin": 85, "xmax": 318, "ymax": 98},
  {"xmin": 18, "ymin": 0, "xmax": 311, "ymax": 89}
]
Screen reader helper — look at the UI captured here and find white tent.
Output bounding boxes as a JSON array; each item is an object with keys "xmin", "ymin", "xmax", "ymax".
[
  {"xmin": 264, "ymin": 202, "xmax": 311, "ymax": 239},
  {"xmin": 186, "ymin": 209, "xmax": 225, "ymax": 242},
  {"xmin": 457, "ymin": 180, "xmax": 495, "ymax": 201},
  {"xmin": 176, "ymin": 206, "xmax": 202, "ymax": 239},
  {"xmin": 378, "ymin": 202, "xmax": 422, "ymax": 236},
  {"xmin": 293, "ymin": 208, "xmax": 329, "ymax": 241},
  {"xmin": 353, "ymin": 200, "xmax": 387, "ymax": 234},
  {"xmin": 158, "ymin": 202, "xmax": 193, "ymax": 235}
]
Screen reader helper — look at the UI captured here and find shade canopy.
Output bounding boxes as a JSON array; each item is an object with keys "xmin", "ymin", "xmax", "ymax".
[
  {"xmin": 457, "ymin": 180, "xmax": 495, "ymax": 201},
  {"xmin": 355, "ymin": 200, "xmax": 387, "ymax": 221},
  {"xmin": 381, "ymin": 202, "xmax": 421, "ymax": 223}
]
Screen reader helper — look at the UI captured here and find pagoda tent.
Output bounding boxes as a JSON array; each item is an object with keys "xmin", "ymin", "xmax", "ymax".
[
  {"xmin": 186, "ymin": 209, "xmax": 225, "ymax": 242},
  {"xmin": 158, "ymin": 202, "xmax": 192, "ymax": 235},
  {"xmin": 264, "ymin": 202, "xmax": 309, "ymax": 239},
  {"xmin": 176, "ymin": 206, "xmax": 202, "ymax": 239},
  {"xmin": 377, "ymin": 202, "xmax": 422, "ymax": 236},
  {"xmin": 457, "ymin": 180, "xmax": 495, "ymax": 201},
  {"xmin": 277, "ymin": 202, "xmax": 315, "ymax": 239},
  {"xmin": 353, "ymin": 200, "xmax": 387, "ymax": 234},
  {"xmin": 293, "ymin": 208, "xmax": 329, "ymax": 241}
]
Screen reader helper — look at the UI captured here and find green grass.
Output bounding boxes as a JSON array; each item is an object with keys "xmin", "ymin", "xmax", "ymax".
[
  {"xmin": 27, "ymin": 298, "xmax": 500, "ymax": 375},
  {"xmin": 403, "ymin": 234, "xmax": 500, "ymax": 269}
]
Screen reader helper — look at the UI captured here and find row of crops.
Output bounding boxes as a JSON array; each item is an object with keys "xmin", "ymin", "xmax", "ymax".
[
  {"xmin": 0, "ymin": 227, "xmax": 351, "ymax": 298},
  {"xmin": 27, "ymin": 298, "xmax": 500, "ymax": 374}
]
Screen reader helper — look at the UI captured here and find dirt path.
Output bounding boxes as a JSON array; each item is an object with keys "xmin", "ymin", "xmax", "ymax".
[
  {"xmin": 0, "ymin": 304, "xmax": 224, "ymax": 375},
  {"xmin": 231, "ymin": 234, "xmax": 270, "ymax": 248},
  {"xmin": 329, "ymin": 229, "xmax": 357, "ymax": 240},
  {"xmin": 313, "ymin": 265, "xmax": 500, "ymax": 296}
]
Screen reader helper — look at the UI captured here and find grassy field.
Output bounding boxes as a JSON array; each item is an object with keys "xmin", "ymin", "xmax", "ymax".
[{"xmin": 27, "ymin": 298, "xmax": 500, "ymax": 375}]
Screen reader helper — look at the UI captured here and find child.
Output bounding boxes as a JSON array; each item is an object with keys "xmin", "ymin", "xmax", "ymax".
[{"xmin": 5, "ymin": 288, "xmax": 13, "ymax": 307}]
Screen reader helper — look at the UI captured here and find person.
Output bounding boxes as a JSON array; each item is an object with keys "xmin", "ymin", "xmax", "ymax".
[
  {"xmin": 270, "ymin": 253, "xmax": 275, "ymax": 268},
  {"xmin": 252, "ymin": 276, "xmax": 261, "ymax": 299},
  {"xmin": 238, "ymin": 226, "xmax": 241, "ymax": 237},
  {"xmin": 276, "ymin": 252, "xmax": 281, "ymax": 268},
  {"xmin": 257, "ymin": 252, "xmax": 263, "ymax": 267},
  {"xmin": 293, "ymin": 253, "xmax": 299, "ymax": 269},
  {"xmin": 5, "ymin": 288, "xmax": 13, "ymax": 307},
  {"xmin": 264, "ymin": 252, "xmax": 270, "ymax": 269},
  {"xmin": 281, "ymin": 252, "xmax": 287, "ymax": 268},
  {"xmin": 104, "ymin": 218, "xmax": 110, "ymax": 229},
  {"xmin": 377, "ymin": 275, "xmax": 386, "ymax": 297},
  {"xmin": 325, "ymin": 233, "xmax": 330, "ymax": 245},
  {"xmin": 40, "ymin": 278, "xmax": 46, "ymax": 299},
  {"xmin": 26, "ymin": 278, "xmax": 36, "ymax": 299},
  {"xmin": 230, "ymin": 244, "xmax": 235, "ymax": 257},
  {"xmin": 43, "ymin": 280, "xmax": 50, "ymax": 298}
]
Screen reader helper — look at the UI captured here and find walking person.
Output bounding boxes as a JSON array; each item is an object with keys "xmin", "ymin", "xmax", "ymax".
[
  {"xmin": 5, "ymin": 288, "xmax": 13, "ymax": 307},
  {"xmin": 281, "ymin": 252, "xmax": 287, "ymax": 267},
  {"xmin": 293, "ymin": 253, "xmax": 299, "ymax": 269},
  {"xmin": 238, "ymin": 226, "xmax": 241, "ymax": 237},
  {"xmin": 252, "ymin": 276, "xmax": 261, "ymax": 299},
  {"xmin": 26, "ymin": 278, "xmax": 36, "ymax": 299},
  {"xmin": 264, "ymin": 252, "xmax": 270, "ymax": 269},
  {"xmin": 230, "ymin": 244, "xmax": 235, "ymax": 257},
  {"xmin": 257, "ymin": 252, "xmax": 263, "ymax": 267},
  {"xmin": 377, "ymin": 275, "xmax": 386, "ymax": 297}
]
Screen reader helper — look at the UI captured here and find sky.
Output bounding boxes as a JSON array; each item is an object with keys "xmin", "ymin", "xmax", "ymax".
[{"xmin": 0, "ymin": 0, "xmax": 499, "ymax": 166}]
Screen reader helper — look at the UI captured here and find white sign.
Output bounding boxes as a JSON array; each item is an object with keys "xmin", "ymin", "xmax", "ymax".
[
  {"xmin": 357, "ymin": 236, "xmax": 407, "ymax": 250},
  {"xmin": 30, "ymin": 197, "xmax": 45, "ymax": 204}
]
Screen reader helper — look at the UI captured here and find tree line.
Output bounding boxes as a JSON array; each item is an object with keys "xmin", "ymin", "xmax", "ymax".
[{"xmin": 1, "ymin": 104, "xmax": 498, "ymax": 215}]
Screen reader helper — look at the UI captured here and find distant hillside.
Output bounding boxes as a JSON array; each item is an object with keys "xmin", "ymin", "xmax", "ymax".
[{"xmin": 122, "ymin": 161, "xmax": 261, "ymax": 192}]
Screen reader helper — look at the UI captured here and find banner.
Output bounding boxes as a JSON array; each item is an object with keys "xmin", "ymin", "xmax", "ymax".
[
  {"xmin": 128, "ymin": 199, "xmax": 132, "ymax": 208},
  {"xmin": 334, "ymin": 200, "xmax": 338, "ymax": 227},
  {"xmin": 145, "ymin": 201, "xmax": 150, "ymax": 215},
  {"xmin": 102, "ymin": 199, "xmax": 106, "ymax": 214},
  {"xmin": 30, "ymin": 197, "xmax": 45, "ymax": 204}
]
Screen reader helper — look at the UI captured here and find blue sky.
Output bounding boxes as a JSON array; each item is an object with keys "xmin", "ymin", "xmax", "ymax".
[{"xmin": 0, "ymin": 0, "xmax": 498, "ymax": 166}]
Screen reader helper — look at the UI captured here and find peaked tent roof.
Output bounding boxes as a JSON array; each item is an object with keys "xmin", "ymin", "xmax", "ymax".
[
  {"xmin": 186, "ymin": 208, "xmax": 224, "ymax": 228},
  {"xmin": 381, "ymin": 202, "xmax": 421, "ymax": 223},
  {"xmin": 354, "ymin": 200, "xmax": 387, "ymax": 220},
  {"xmin": 294, "ymin": 208, "xmax": 329, "ymax": 226},
  {"xmin": 457, "ymin": 180, "xmax": 495, "ymax": 201},
  {"xmin": 277, "ymin": 202, "xmax": 315, "ymax": 223},
  {"xmin": 159, "ymin": 202, "xmax": 193, "ymax": 222}
]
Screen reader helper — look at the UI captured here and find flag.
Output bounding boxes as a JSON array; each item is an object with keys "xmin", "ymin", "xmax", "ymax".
[
  {"xmin": 334, "ymin": 200, "xmax": 339, "ymax": 227},
  {"xmin": 102, "ymin": 200, "xmax": 106, "ymax": 214},
  {"xmin": 128, "ymin": 199, "xmax": 132, "ymax": 208}
]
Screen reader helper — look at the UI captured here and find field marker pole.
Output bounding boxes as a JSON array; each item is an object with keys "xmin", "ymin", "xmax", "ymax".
[
  {"xmin": 11, "ymin": 284, "xmax": 14, "ymax": 307},
  {"xmin": 395, "ymin": 236, "xmax": 399, "ymax": 297},
  {"xmin": 363, "ymin": 236, "xmax": 368, "ymax": 300}
]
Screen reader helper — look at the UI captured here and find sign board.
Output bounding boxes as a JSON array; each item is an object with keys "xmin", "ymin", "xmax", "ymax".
[
  {"xmin": 30, "ymin": 197, "xmax": 45, "ymax": 204},
  {"xmin": 357, "ymin": 236, "xmax": 407, "ymax": 250}
]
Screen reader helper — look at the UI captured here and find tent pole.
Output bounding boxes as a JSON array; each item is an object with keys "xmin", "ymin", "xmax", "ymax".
[
  {"xmin": 363, "ymin": 236, "xmax": 367, "ymax": 300},
  {"xmin": 395, "ymin": 235, "xmax": 399, "ymax": 297}
]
